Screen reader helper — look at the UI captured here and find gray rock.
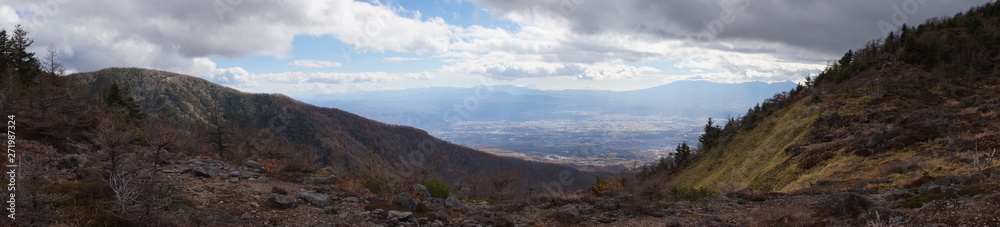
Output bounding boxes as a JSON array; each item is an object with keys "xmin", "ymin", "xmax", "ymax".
[
  {"xmin": 553, "ymin": 204, "xmax": 580, "ymax": 224},
  {"xmin": 445, "ymin": 195, "xmax": 462, "ymax": 208},
  {"xmin": 298, "ymin": 191, "xmax": 332, "ymax": 207},
  {"xmin": 272, "ymin": 187, "xmax": 288, "ymax": 195},
  {"xmin": 267, "ymin": 193, "xmax": 298, "ymax": 209},
  {"xmin": 192, "ymin": 166, "xmax": 220, "ymax": 178},
  {"xmin": 57, "ymin": 154, "xmax": 88, "ymax": 170},
  {"xmin": 387, "ymin": 210, "xmax": 413, "ymax": 220},
  {"xmin": 342, "ymin": 196, "xmax": 359, "ymax": 203},
  {"xmin": 667, "ymin": 217, "xmax": 681, "ymax": 227},
  {"xmin": 392, "ymin": 193, "xmax": 419, "ymax": 210},
  {"xmin": 228, "ymin": 177, "xmax": 239, "ymax": 183},
  {"xmin": 245, "ymin": 160, "xmax": 262, "ymax": 169},
  {"xmin": 433, "ymin": 210, "xmax": 448, "ymax": 221},
  {"xmin": 866, "ymin": 131, "xmax": 885, "ymax": 148},
  {"xmin": 229, "ymin": 171, "xmax": 241, "ymax": 177},
  {"xmin": 412, "ymin": 184, "xmax": 431, "ymax": 198}
]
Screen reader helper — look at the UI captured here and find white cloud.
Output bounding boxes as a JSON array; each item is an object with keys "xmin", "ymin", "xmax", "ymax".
[
  {"xmin": 0, "ymin": 6, "xmax": 19, "ymax": 26},
  {"xmin": 382, "ymin": 57, "xmax": 421, "ymax": 62},
  {"xmin": 259, "ymin": 71, "xmax": 433, "ymax": 85},
  {"xmin": 7, "ymin": 0, "xmax": 987, "ymax": 93},
  {"xmin": 4, "ymin": 0, "xmax": 454, "ymax": 78},
  {"xmin": 289, "ymin": 59, "xmax": 343, "ymax": 68},
  {"xmin": 211, "ymin": 66, "xmax": 258, "ymax": 87}
]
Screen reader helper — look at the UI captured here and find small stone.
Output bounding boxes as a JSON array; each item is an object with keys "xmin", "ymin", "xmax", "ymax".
[
  {"xmin": 342, "ymin": 196, "xmax": 359, "ymax": 203},
  {"xmin": 228, "ymin": 177, "xmax": 239, "ymax": 183}
]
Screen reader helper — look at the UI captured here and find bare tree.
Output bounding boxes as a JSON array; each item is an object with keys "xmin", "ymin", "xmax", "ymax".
[{"xmin": 42, "ymin": 44, "xmax": 64, "ymax": 77}]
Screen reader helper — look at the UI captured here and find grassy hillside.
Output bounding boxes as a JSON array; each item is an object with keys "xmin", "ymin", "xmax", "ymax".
[{"xmin": 663, "ymin": 2, "xmax": 1000, "ymax": 193}]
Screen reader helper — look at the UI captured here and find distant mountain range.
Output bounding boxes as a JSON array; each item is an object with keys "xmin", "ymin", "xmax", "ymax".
[
  {"xmin": 305, "ymin": 80, "xmax": 799, "ymax": 129},
  {"xmin": 71, "ymin": 68, "xmax": 596, "ymax": 191}
]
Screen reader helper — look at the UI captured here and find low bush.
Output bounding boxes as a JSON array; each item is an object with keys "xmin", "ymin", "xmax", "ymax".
[{"xmin": 424, "ymin": 177, "xmax": 450, "ymax": 199}]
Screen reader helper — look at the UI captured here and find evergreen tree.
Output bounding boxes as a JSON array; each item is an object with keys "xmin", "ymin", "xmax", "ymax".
[
  {"xmin": 0, "ymin": 25, "xmax": 39, "ymax": 81},
  {"xmin": 698, "ymin": 118, "xmax": 723, "ymax": 149},
  {"xmin": 106, "ymin": 82, "xmax": 145, "ymax": 122},
  {"xmin": 674, "ymin": 142, "xmax": 692, "ymax": 167}
]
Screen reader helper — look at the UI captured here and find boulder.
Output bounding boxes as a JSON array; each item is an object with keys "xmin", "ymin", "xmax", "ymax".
[
  {"xmin": 267, "ymin": 193, "xmax": 298, "ymax": 209},
  {"xmin": 192, "ymin": 166, "xmax": 220, "ymax": 178},
  {"xmin": 387, "ymin": 210, "xmax": 413, "ymax": 220},
  {"xmin": 272, "ymin": 187, "xmax": 288, "ymax": 195},
  {"xmin": 342, "ymin": 196, "xmax": 359, "ymax": 203},
  {"xmin": 445, "ymin": 195, "xmax": 462, "ymax": 208},
  {"xmin": 553, "ymin": 204, "xmax": 580, "ymax": 224},
  {"xmin": 391, "ymin": 193, "xmax": 419, "ymax": 210},
  {"xmin": 57, "ymin": 154, "xmax": 88, "ymax": 170},
  {"xmin": 245, "ymin": 160, "xmax": 263, "ymax": 169},
  {"xmin": 412, "ymin": 184, "xmax": 431, "ymax": 198},
  {"xmin": 298, "ymin": 191, "xmax": 332, "ymax": 207},
  {"xmin": 433, "ymin": 210, "xmax": 448, "ymax": 221}
]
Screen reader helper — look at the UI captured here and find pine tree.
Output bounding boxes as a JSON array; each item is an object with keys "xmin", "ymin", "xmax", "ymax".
[
  {"xmin": 106, "ymin": 82, "xmax": 145, "ymax": 122},
  {"xmin": 0, "ymin": 25, "xmax": 39, "ymax": 82},
  {"xmin": 674, "ymin": 142, "xmax": 692, "ymax": 167},
  {"xmin": 698, "ymin": 118, "xmax": 723, "ymax": 149}
]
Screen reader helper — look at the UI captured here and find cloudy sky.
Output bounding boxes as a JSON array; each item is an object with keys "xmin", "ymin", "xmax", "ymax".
[{"xmin": 0, "ymin": 0, "xmax": 990, "ymax": 98}]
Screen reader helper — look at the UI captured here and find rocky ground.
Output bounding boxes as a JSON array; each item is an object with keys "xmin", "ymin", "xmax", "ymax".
[{"xmin": 151, "ymin": 156, "xmax": 1000, "ymax": 227}]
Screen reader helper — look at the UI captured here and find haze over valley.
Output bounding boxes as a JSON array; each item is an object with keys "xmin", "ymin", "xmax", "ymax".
[{"xmin": 306, "ymin": 81, "xmax": 798, "ymax": 170}]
